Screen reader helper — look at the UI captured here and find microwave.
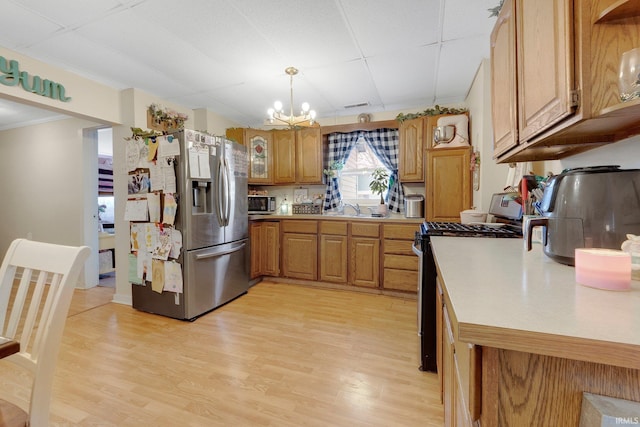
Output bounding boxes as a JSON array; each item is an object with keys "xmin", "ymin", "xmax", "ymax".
[{"xmin": 248, "ymin": 195, "xmax": 277, "ymax": 214}]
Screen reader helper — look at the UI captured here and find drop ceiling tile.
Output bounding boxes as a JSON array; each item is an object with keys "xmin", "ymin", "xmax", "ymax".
[
  {"xmin": 230, "ymin": 0, "xmax": 361, "ymax": 67},
  {"xmin": 303, "ymin": 61, "xmax": 380, "ymax": 113},
  {"xmin": 442, "ymin": 0, "xmax": 497, "ymax": 41},
  {"xmin": 339, "ymin": 0, "xmax": 440, "ymax": 57},
  {"xmin": 367, "ymin": 45, "xmax": 439, "ymax": 107},
  {"xmin": 25, "ymin": 32, "xmax": 193, "ymax": 98},
  {"xmin": 0, "ymin": 2, "xmax": 62, "ymax": 48},
  {"xmin": 436, "ymin": 37, "xmax": 490, "ymax": 99},
  {"xmin": 10, "ymin": 0, "xmax": 129, "ymax": 27}
]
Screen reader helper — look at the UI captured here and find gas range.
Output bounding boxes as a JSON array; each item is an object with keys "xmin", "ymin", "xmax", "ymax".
[
  {"xmin": 412, "ymin": 193, "xmax": 523, "ymax": 373},
  {"xmin": 420, "ymin": 221, "xmax": 522, "ymax": 238}
]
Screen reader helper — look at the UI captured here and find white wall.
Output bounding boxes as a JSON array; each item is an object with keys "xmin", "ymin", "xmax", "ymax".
[
  {"xmin": 0, "ymin": 117, "xmax": 102, "ymax": 287},
  {"xmin": 541, "ymin": 135, "xmax": 640, "ymax": 174},
  {"xmin": 0, "ymin": 46, "xmax": 121, "ymax": 124},
  {"xmin": 465, "ymin": 59, "xmax": 511, "ymax": 211}
]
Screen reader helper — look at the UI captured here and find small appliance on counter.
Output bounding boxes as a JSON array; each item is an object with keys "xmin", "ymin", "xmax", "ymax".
[
  {"xmin": 526, "ymin": 165, "xmax": 640, "ymax": 266},
  {"xmin": 404, "ymin": 194, "xmax": 424, "ymax": 218},
  {"xmin": 248, "ymin": 195, "xmax": 276, "ymax": 214}
]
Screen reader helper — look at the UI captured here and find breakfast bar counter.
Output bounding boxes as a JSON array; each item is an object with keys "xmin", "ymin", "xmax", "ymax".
[
  {"xmin": 430, "ymin": 236, "xmax": 640, "ymax": 425},
  {"xmin": 431, "ymin": 236, "xmax": 640, "ymax": 369}
]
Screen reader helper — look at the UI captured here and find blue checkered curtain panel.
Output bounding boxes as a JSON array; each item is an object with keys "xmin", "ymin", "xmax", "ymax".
[
  {"xmin": 323, "ymin": 132, "xmax": 359, "ymax": 210},
  {"xmin": 362, "ymin": 129, "xmax": 403, "ymax": 212},
  {"xmin": 323, "ymin": 128, "xmax": 403, "ymax": 213}
]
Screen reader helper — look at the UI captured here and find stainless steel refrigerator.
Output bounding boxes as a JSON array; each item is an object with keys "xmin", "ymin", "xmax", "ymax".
[{"xmin": 132, "ymin": 130, "xmax": 249, "ymax": 320}]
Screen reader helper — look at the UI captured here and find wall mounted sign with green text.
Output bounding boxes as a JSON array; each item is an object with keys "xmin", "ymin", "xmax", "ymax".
[{"xmin": 0, "ymin": 55, "xmax": 71, "ymax": 102}]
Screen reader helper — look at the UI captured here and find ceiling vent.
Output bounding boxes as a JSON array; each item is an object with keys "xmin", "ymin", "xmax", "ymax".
[{"xmin": 343, "ymin": 102, "xmax": 369, "ymax": 109}]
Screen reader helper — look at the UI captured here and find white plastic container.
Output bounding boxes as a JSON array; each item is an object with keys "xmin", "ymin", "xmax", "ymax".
[{"xmin": 460, "ymin": 210, "xmax": 487, "ymax": 224}]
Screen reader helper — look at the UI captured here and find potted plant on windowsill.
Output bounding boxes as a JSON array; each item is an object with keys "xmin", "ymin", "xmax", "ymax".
[
  {"xmin": 323, "ymin": 161, "xmax": 344, "ymax": 178},
  {"xmin": 369, "ymin": 168, "xmax": 389, "ymax": 215}
]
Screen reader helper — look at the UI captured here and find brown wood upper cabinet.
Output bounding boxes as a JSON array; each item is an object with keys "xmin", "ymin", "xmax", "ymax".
[
  {"xmin": 491, "ymin": 0, "xmax": 640, "ymax": 163},
  {"xmin": 399, "ymin": 117, "xmax": 425, "ymax": 182},
  {"xmin": 226, "ymin": 127, "xmax": 323, "ymax": 185},
  {"xmin": 426, "ymin": 146, "xmax": 472, "ymax": 222}
]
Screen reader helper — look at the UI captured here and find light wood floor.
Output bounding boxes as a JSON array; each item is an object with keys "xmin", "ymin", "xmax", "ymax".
[{"xmin": 0, "ymin": 281, "xmax": 444, "ymax": 426}]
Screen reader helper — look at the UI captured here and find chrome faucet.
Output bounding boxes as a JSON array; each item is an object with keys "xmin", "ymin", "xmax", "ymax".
[{"xmin": 343, "ymin": 203, "xmax": 360, "ymax": 216}]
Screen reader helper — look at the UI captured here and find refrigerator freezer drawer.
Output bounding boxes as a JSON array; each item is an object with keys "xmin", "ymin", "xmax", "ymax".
[{"xmin": 184, "ymin": 239, "xmax": 249, "ymax": 320}]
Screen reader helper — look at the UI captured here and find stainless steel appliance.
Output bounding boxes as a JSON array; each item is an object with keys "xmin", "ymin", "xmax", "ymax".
[
  {"xmin": 412, "ymin": 193, "xmax": 522, "ymax": 372},
  {"xmin": 132, "ymin": 130, "xmax": 249, "ymax": 320},
  {"xmin": 527, "ymin": 166, "xmax": 640, "ymax": 266},
  {"xmin": 404, "ymin": 194, "xmax": 424, "ymax": 218},
  {"xmin": 248, "ymin": 195, "xmax": 276, "ymax": 214}
]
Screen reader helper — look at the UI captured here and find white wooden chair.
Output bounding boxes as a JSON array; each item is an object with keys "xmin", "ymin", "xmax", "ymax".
[{"xmin": 0, "ymin": 239, "xmax": 90, "ymax": 427}]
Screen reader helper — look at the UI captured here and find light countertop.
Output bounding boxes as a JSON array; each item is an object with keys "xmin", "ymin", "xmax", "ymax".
[
  {"xmin": 249, "ymin": 213, "xmax": 423, "ymax": 223},
  {"xmin": 431, "ymin": 236, "xmax": 640, "ymax": 369}
]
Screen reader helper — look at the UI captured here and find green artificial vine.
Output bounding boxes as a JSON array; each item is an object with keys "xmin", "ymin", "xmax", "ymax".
[
  {"xmin": 125, "ymin": 127, "xmax": 164, "ymax": 141},
  {"xmin": 488, "ymin": 0, "xmax": 505, "ymax": 17},
  {"xmin": 395, "ymin": 105, "xmax": 468, "ymax": 123}
]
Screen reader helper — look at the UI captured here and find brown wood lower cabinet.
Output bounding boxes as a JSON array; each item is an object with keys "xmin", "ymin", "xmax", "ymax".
[
  {"xmin": 382, "ymin": 224, "xmax": 419, "ymax": 292},
  {"xmin": 438, "ymin": 276, "xmax": 481, "ymax": 427},
  {"xmin": 250, "ymin": 221, "xmax": 280, "ymax": 279},
  {"xmin": 350, "ymin": 237, "xmax": 379, "ymax": 288},
  {"xmin": 319, "ymin": 221, "xmax": 348, "ymax": 283},
  {"xmin": 281, "ymin": 220, "xmax": 318, "ymax": 280},
  {"xmin": 350, "ymin": 222, "xmax": 380, "ymax": 288},
  {"xmin": 252, "ymin": 218, "xmax": 419, "ymax": 294}
]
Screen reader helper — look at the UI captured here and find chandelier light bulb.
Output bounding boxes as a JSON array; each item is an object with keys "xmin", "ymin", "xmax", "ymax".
[
  {"xmin": 301, "ymin": 102, "xmax": 310, "ymax": 113},
  {"xmin": 274, "ymin": 100, "xmax": 283, "ymax": 112},
  {"xmin": 310, "ymin": 110, "xmax": 317, "ymax": 120},
  {"xmin": 267, "ymin": 108, "xmax": 275, "ymax": 117}
]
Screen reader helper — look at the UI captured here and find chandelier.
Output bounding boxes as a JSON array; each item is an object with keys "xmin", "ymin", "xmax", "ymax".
[{"xmin": 267, "ymin": 66, "xmax": 317, "ymax": 127}]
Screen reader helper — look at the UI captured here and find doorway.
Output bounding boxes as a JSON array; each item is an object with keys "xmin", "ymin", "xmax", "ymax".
[{"xmin": 97, "ymin": 128, "xmax": 116, "ymax": 289}]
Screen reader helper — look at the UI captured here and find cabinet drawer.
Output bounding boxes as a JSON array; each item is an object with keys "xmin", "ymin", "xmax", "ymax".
[
  {"xmin": 383, "ymin": 254, "xmax": 418, "ymax": 271},
  {"xmin": 319, "ymin": 221, "xmax": 347, "ymax": 235},
  {"xmin": 383, "ymin": 224, "xmax": 418, "ymax": 239},
  {"xmin": 383, "ymin": 268, "xmax": 418, "ymax": 292},
  {"xmin": 384, "ymin": 240, "xmax": 414, "ymax": 255},
  {"xmin": 351, "ymin": 222, "xmax": 380, "ymax": 237},
  {"xmin": 281, "ymin": 220, "xmax": 317, "ymax": 234}
]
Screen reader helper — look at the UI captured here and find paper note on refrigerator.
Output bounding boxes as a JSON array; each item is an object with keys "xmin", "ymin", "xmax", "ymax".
[
  {"xmin": 163, "ymin": 160, "xmax": 177, "ymax": 193},
  {"xmin": 163, "ymin": 193, "xmax": 177, "ymax": 226},
  {"xmin": 151, "ymin": 259, "xmax": 164, "ymax": 293},
  {"xmin": 188, "ymin": 146, "xmax": 211, "ymax": 179},
  {"xmin": 128, "ymin": 253, "xmax": 143, "ymax": 285},
  {"xmin": 130, "ymin": 223, "xmax": 145, "ymax": 251},
  {"xmin": 137, "ymin": 249, "xmax": 151, "ymax": 281},
  {"xmin": 163, "ymin": 261, "xmax": 183, "ymax": 293},
  {"xmin": 170, "ymin": 228, "xmax": 182, "ymax": 259},
  {"xmin": 158, "ymin": 135, "xmax": 180, "ymax": 158},
  {"xmin": 152, "ymin": 227, "xmax": 173, "ymax": 260},
  {"xmin": 124, "ymin": 199, "xmax": 148, "ymax": 221},
  {"xmin": 147, "ymin": 192, "xmax": 161, "ymax": 223}
]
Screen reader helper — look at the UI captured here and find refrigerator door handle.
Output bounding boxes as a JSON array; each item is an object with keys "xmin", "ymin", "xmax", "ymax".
[
  {"xmin": 195, "ymin": 242, "xmax": 246, "ymax": 259},
  {"xmin": 224, "ymin": 155, "xmax": 231, "ymax": 226},
  {"xmin": 216, "ymin": 156, "xmax": 226, "ymax": 225}
]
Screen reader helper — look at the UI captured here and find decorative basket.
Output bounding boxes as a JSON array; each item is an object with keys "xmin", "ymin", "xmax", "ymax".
[{"xmin": 292, "ymin": 204, "xmax": 322, "ymax": 215}]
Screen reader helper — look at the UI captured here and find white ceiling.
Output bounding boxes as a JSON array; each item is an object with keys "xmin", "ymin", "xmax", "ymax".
[{"xmin": 0, "ymin": 0, "xmax": 498, "ymax": 130}]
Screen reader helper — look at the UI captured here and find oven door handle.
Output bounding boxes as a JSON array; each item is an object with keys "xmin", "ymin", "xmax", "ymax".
[{"xmin": 411, "ymin": 241, "xmax": 422, "ymax": 257}]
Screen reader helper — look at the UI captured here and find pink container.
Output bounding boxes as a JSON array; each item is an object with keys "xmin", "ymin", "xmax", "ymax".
[{"xmin": 575, "ymin": 249, "xmax": 631, "ymax": 291}]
